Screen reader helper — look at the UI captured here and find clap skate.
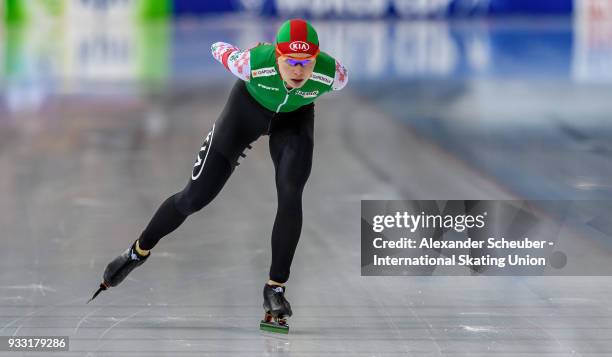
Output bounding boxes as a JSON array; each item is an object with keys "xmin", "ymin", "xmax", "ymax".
[
  {"xmin": 260, "ymin": 284, "xmax": 292, "ymax": 334},
  {"xmin": 87, "ymin": 240, "xmax": 150, "ymax": 303}
]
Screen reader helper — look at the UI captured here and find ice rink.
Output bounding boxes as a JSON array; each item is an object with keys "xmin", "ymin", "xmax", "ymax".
[{"xmin": 1, "ymin": 15, "xmax": 612, "ymax": 356}]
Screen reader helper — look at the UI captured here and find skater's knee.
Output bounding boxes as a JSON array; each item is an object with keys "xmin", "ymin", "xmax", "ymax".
[
  {"xmin": 174, "ymin": 191, "xmax": 208, "ymax": 215},
  {"xmin": 174, "ymin": 149, "xmax": 234, "ymax": 215},
  {"xmin": 276, "ymin": 178, "xmax": 306, "ymax": 199},
  {"xmin": 276, "ymin": 163, "xmax": 310, "ymax": 198}
]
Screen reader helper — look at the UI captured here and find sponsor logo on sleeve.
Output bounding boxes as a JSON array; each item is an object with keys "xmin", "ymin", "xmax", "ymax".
[
  {"xmin": 252, "ymin": 67, "xmax": 277, "ymax": 78},
  {"xmin": 310, "ymin": 72, "xmax": 333, "ymax": 86}
]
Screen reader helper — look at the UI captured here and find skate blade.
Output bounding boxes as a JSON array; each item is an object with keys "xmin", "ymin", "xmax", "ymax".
[
  {"xmin": 260, "ymin": 320, "xmax": 289, "ymax": 334},
  {"xmin": 87, "ymin": 283, "xmax": 108, "ymax": 304}
]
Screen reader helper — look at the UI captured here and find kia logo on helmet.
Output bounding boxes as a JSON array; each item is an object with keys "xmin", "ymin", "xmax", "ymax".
[{"xmin": 289, "ymin": 41, "xmax": 310, "ymax": 51}]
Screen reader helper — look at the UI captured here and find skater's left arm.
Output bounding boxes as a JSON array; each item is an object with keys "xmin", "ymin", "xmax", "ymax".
[
  {"xmin": 332, "ymin": 59, "xmax": 348, "ymax": 91},
  {"xmin": 211, "ymin": 42, "xmax": 251, "ymax": 82}
]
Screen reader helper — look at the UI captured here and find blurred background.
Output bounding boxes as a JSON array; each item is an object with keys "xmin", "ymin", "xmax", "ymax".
[
  {"xmin": 1, "ymin": 0, "xmax": 612, "ymax": 356},
  {"xmin": 2, "ymin": 0, "xmax": 611, "ymax": 199}
]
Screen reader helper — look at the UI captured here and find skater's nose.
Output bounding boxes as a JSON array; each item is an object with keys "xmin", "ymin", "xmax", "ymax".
[{"xmin": 292, "ymin": 66, "xmax": 304, "ymax": 76}]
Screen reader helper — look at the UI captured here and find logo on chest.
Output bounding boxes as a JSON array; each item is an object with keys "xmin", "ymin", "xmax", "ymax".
[
  {"xmin": 294, "ymin": 89, "xmax": 319, "ymax": 98},
  {"xmin": 252, "ymin": 67, "xmax": 277, "ymax": 78},
  {"xmin": 257, "ymin": 83, "xmax": 279, "ymax": 91}
]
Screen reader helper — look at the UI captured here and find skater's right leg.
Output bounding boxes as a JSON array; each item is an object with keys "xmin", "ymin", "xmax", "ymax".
[
  {"xmin": 100, "ymin": 144, "xmax": 235, "ymax": 291},
  {"xmin": 97, "ymin": 80, "xmax": 271, "ymax": 293}
]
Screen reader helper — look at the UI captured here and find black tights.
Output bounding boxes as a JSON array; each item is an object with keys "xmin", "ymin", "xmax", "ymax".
[{"xmin": 138, "ymin": 80, "xmax": 314, "ymax": 284}]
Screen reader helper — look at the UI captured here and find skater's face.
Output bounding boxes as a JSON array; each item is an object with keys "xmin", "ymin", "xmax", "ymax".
[{"xmin": 277, "ymin": 53, "xmax": 316, "ymax": 89}]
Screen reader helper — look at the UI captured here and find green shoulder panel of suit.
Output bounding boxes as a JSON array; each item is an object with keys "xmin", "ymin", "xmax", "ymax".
[{"xmin": 246, "ymin": 44, "xmax": 336, "ymax": 113}]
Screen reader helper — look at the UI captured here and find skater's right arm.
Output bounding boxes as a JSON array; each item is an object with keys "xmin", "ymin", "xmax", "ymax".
[{"xmin": 211, "ymin": 42, "xmax": 251, "ymax": 82}]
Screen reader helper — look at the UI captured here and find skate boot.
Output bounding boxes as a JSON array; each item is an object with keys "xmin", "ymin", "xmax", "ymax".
[
  {"xmin": 260, "ymin": 284, "xmax": 292, "ymax": 334},
  {"xmin": 87, "ymin": 240, "xmax": 150, "ymax": 303}
]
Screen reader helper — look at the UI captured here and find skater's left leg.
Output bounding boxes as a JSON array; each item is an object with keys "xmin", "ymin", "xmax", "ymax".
[
  {"xmin": 261, "ymin": 104, "xmax": 313, "ymax": 333},
  {"xmin": 267, "ymin": 104, "xmax": 314, "ymax": 285}
]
